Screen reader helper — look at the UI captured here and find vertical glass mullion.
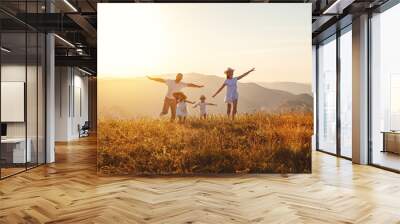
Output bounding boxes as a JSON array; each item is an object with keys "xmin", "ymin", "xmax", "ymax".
[
  {"xmin": 25, "ymin": 0, "xmax": 28, "ymax": 171},
  {"xmin": 0, "ymin": 26, "xmax": 2, "ymax": 180},
  {"xmin": 315, "ymin": 44, "xmax": 319, "ymax": 151},
  {"xmin": 336, "ymin": 31, "xmax": 341, "ymax": 157},
  {"xmin": 36, "ymin": 0, "xmax": 39, "ymax": 167}
]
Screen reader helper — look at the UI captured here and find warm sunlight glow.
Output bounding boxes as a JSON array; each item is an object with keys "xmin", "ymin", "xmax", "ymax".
[
  {"xmin": 98, "ymin": 3, "xmax": 312, "ymax": 83},
  {"xmin": 98, "ymin": 4, "xmax": 168, "ymax": 78}
]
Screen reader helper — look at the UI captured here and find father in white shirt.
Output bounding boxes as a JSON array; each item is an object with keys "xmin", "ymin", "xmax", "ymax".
[{"xmin": 147, "ymin": 73, "xmax": 203, "ymax": 120}]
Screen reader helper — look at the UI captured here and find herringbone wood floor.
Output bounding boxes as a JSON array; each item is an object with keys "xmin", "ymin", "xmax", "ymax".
[{"xmin": 0, "ymin": 137, "xmax": 400, "ymax": 224}]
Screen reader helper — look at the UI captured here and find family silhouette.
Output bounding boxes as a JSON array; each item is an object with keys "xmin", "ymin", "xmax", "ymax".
[{"xmin": 147, "ymin": 67, "xmax": 255, "ymax": 121}]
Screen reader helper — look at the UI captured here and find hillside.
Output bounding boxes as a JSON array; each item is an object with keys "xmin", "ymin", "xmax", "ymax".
[
  {"xmin": 257, "ymin": 81, "xmax": 312, "ymax": 95},
  {"xmin": 98, "ymin": 73, "xmax": 313, "ymax": 119},
  {"xmin": 98, "ymin": 113, "xmax": 313, "ymax": 174}
]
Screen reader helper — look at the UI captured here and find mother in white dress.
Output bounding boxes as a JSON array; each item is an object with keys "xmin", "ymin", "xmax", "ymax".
[{"xmin": 212, "ymin": 67, "xmax": 255, "ymax": 119}]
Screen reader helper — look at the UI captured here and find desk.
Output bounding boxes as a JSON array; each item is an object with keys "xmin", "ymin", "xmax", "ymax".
[
  {"xmin": 382, "ymin": 131, "xmax": 400, "ymax": 154},
  {"xmin": 1, "ymin": 138, "xmax": 31, "ymax": 163}
]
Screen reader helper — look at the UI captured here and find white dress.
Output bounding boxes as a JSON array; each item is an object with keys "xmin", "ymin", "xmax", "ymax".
[
  {"xmin": 195, "ymin": 102, "xmax": 207, "ymax": 115},
  {"xmin": 176, "ymin": 101, "xmax": 188, "ymax": 117},
  {"xmin": 224, "ymin": 78, "xmax": 238, "ymax": 103}
]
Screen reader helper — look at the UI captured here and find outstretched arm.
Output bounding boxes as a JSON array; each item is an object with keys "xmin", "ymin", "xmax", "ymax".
[
  {"xmin": 237, "ymin": 68, "xmax": 255, "ymax": 80},
  {"xmin": 212, "ymin": 84, "xmax": 226, "ymax": 98},
  {"xmin": 185, "ymin": 100, "xmax": 196, "ymax": 104},
  {"xmin": 207, "ymin": 103, "xmax": 217, "ymax": 106},
  {"xmin": 147, "ymin": 76, "xmax": 166, "ymax": 83},
  {"xmin": 193, "ymin": 103, "xmax": 200, "ymax": 108},
  {"xmin": 187, "ymin": 83, "xmax": 204, "ymax": 88}
]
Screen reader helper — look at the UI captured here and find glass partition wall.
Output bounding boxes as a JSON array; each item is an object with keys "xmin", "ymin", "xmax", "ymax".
[
  {"xmin": 0, "ymin": 5, "xmax": 46, "ymax": 179},
  {"xmin": 339, "ymin": 27, "xmax": 352, "ymax": 159},
  {"xmin": 370, "ymin": 3, "xmax": 400, "ymax": 171},
  {"xmin": 316, "ymin": 26, "xmax": 352, "ymax": 159},
  {"xmin": 317, "ymin": 35, "xmax": 337, "ymax": 155}
]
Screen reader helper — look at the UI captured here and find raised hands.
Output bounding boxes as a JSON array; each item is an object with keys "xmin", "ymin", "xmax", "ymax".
[{"xmin": 238, "ymin": 67, "xmax": 255, "ymax": 80}]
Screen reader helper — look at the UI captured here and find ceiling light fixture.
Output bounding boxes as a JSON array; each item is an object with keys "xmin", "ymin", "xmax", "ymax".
[
  {"xmin": 78, "ymin": 67, "xmax": 93, "ymax": 76},
  {"xmin": 63, "ymin": 0, "xmax": 78, "ymax": 12},
  {"xmin": 1, "ymin": 47, "xmax": 11, "ymax": 53},
  {"xmin": 322, "ymin": 0, "xmax": 350, "ymax": 15},
  {"xmin": 54, "ymin": 34, "xmax": 75, "ymax": 48}
]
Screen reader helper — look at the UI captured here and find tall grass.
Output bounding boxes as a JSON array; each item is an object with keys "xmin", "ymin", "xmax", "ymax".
[{"xmin": 97, "ymin": 112, "xmax": 313, "ymax": 175}]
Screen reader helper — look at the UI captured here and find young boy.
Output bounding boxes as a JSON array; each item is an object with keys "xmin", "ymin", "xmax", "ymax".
[{"xmin": 193, "ymin": 95, "xmax": 217, "ymax": 119}]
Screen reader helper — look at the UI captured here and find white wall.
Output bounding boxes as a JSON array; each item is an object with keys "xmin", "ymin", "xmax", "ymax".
[
  {"xmin": 1, "ymin": 65, "xmax": 37, "ymax": 138},
  {"xmin": 55, "ymin": 67, "xmax": 70, "ymax": 141},
  {"xmin": 55, "ymin": 67, "xmax": 89, "ymax": 141},
  {"xmin": 1, "ymin": 63, "xmax": 46, "ymax": 164}
]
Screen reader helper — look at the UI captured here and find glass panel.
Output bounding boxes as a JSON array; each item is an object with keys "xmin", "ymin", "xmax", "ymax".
[
  {"xmin": 38, "ymin": 33, "xmax": 45, "ymax": 165},
  {"xmin": 371, "ymin": 4, "xmax": 400, "ymax": 171},
  {"xmin": 339, "ymin": 28, "xmax": 352, "ymax": 158},
  {"xmin": 27, "ymin": 31, "xmax": 38, "ymax": 169},
  {"xmin": 318, "ymin": 36, "xmax": 337, "ymax": 154},
  {"xmin": 0, "ymin": 1, "xmax": 46, "ymax": 178},
  {"xmin": 25, "ymin": 0, "xmax": 39, "ymax": 170},
  {"xmin": 1, "ymin": 32, "xmax": 27, "ymax": 177},
  {"xmin": 312, "ymin": 45, "xmax": 317, "ymax": 151}
]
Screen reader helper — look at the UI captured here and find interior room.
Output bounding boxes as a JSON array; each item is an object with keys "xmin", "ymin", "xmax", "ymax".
[
  {"xmin": 0, "ymin": 25, "xmax": 46, "ymax": 178},
  {"xmin": 370, "ymin": 3, "xmax": 400, "ymax": 171},
  {"xmin": 0, "ymin": 0, "xmax": 399, "ymax": 223}
]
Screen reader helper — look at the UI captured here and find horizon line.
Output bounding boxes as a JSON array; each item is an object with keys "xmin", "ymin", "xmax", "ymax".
[{"xmin": 98, "ymin": 73, "xmax": 312, "ymax": 85}]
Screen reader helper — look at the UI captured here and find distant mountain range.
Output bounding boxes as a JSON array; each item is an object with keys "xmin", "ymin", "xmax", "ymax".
[
  {"xmin": 257, "ymin": 82, "xmax": 312, "ymax": 95},
  {"xmin": 98, "ymin": 73, "xmax": 313, "ymax": 119}
]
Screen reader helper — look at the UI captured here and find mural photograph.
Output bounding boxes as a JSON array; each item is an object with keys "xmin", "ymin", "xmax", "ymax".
[{"xmin": 97, "ymin": 3, "xmax": 313, "ymax": 175}]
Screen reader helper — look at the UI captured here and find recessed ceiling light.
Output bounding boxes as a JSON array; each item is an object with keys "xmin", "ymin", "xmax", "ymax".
[
  {"xmin": 78, "ymin": 67, "xmax": 93, "ymax": 76},
  {"xmin": 323, "ymin": 0, "xmax": 354, "ymax": 15},
  {"xmin": 63, "ymin": 0, "xmax": 78, "ymax": 12},
  {"xmin": 54, "ymin": 34, "xmax": 75, "ymax": 48},
  {"xmin": 1, "ymin": 47, "xmax": 11, "ymax": 53}
]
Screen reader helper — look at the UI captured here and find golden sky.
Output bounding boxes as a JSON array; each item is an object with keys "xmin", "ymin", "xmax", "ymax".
[{"xmin": 98, "ymin": 3, "xmax": 311, "ymax": 83}]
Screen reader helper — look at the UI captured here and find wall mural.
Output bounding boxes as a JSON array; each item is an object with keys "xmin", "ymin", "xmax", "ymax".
[{"xmin": 97, "ymin": 3, "xmax": 313, "ymax": 175}]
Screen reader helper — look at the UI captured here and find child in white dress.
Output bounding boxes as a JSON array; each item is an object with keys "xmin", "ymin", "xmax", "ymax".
[
  {"xmin": 212, "ymin": 67, "xmax": 255, "ymax": 119},
  {"xmin": 173, "ymin": 92, "xmax": 195, "ymax": 122},
  {"xmin": 193, "ymin": 95, "xmax": 217, "ymax": 119}
]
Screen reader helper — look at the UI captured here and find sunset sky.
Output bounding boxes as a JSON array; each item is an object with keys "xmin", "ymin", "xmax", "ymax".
[{"xmin": 98, "ymin": 3, "xmax": 311, "ymax": 84}]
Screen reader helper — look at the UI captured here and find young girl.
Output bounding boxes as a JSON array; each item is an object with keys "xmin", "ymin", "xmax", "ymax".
[
  {"xmin": 173, "ymin": 92, "xmax": 195, "ymax": 122},
  {"xmin": 193, "ymin": 95, "xmax": 217, "ymax": 119},
  {"xmin": 212, "ymin": 67, "xmax": 255, "ymax": 119}
]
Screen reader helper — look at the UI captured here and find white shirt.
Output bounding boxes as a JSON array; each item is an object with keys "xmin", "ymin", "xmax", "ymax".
[
  {"xmin": 224, "ymin": 77, "xmax": 238, "ymax": 103},
  {"xmin": 176, "ymin": 101, "xmax": 188, "ymax": 116},
  {"xmin": 165, "ymin": 79, "xmax": 188, "ymax": 99},
  {"xmin": 195, "ymin": 102, "xmax": 207, "ymax": 115}
]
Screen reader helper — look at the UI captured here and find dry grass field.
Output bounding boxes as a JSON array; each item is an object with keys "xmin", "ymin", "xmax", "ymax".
[{"xmin": 97, "ymin": 112, "xmax": 313, "ymax": 175}]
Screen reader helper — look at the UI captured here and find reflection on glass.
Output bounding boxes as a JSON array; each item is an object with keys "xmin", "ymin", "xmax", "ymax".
[
  {"xmin": 318, "ymin": 36, "xmax": 337, "ymax": 154},
  {"xmin": 1, "ymin": 32, "xmax": 28, "ymax": 177},
  {"xmin": 0, "ymin": 1, "xmax": 47, "ymax": 179},
  {"xmin": 340, "ymin": 29, "xmax": 352, "ymax": 158},
  {"xmin": 27, "ymin": 31, "xmax": 38, "ymax": 169},
  {"xmin": 371, "ymin": 3, "xmax": 400, "ymax": 171},
  {"xmin": 38, "ymin": 33, "xmax": 46, "ymax": 165}
]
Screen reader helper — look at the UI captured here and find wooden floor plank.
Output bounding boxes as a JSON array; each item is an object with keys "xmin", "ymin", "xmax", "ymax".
[{"xmin": 0, "ymin": 136, "xmax": 399, "ymax": 223}]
